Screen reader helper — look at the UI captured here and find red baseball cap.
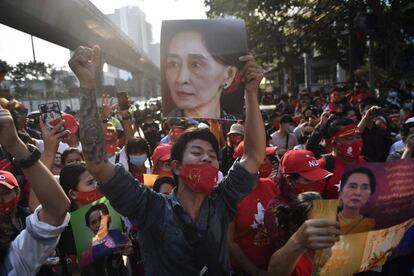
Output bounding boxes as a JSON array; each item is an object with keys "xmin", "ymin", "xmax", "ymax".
[
  {"xmin": 280, "ymin": 150, "xmax": 332, "ymax": 181},
  {"xmin": 152, "ymin": 143, "xmax": 172, "ymax": 163},
  {"xmin": 62, "ymin": 113, "xmax": 79, "ymax": 134},
  {"xmin": 0, "ymin": 170, "xmax": 18, "ymax": 190},
  {"xmin": 233, "ymin": 141, "xmax": 276, "ymax": 159}
]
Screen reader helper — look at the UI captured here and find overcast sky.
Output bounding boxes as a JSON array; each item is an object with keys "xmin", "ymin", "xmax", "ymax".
[{"xmin": 0, "ymin": 0, "xmax": 207, "ymax": 69}]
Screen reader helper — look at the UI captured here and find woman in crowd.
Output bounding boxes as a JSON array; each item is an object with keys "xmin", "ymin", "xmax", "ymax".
[
  {"xmin": 268, "ymin": 192, "xmax": 322, "ymax": 276},
  {"xmin": 61, "ymin": 147, "xmax": 84, "ymax": 167},
  {"xmin": 58, "ymin": 163, "xmax": 129, "ymax": 275},
  {"xmin": 270, "ymin": 115, "xmax": 298, "ymax": 159},
  {"xmin": 264, "ymin": 149, "xmax": 332, "ymax": 250},
  {"xmin": 228, "ymin": 143, "xmax": 278, "ymax": 275},
  {"xmin": 338, "ymin": 167, "xmax": 376, "ymax": 234}
]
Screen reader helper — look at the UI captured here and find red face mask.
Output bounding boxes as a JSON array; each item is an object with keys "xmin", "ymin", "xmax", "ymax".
[
  {"xmin": 170, "ymin": 127, "xmax": 184, "ymax": 142},
  {"xmin": 158, "ymin": 169, "xmax": 173, "ymax": 177},
  {"xmin": 76, "ymin": 189, "xmax": 103, "ymax": 205},
  {"xmin": 294, "ymin": 182, "xmax": 323, "ymax": 195},
  {"xmin": 259, "ymin": 163, "xmax": 273, "ymax": 178},
  {"xmin": 230, "ymin": 135, "xmax": 243, "ymax": 146},
  {"xmin": 179, "ymin": 163, "xmax": 218, "ymax": 194},
  {"xmin": 337, "ymin": 139, "xmax": 363, "ymax": 160},
  {"xmin": 0, "ymin": 194, "xmax": 19, "ymax": 216},
  {"xmin": 106, "ymin": 131, "xmax": 118, "ymax": 157}
]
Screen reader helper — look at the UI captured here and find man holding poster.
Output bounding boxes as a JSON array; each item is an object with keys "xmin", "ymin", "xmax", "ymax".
[{"xmin": 68, "ymin": 21, "xmax": 266, "ymax": 275}]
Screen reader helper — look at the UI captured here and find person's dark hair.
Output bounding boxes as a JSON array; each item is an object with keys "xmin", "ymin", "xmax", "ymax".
[
  {"xmin": 340, "ymin": 167, "xmax": 376, "ymax": 194},
  {"xmin": 276, "ymin": 191, "xmax": 322, "ymax": 229},
  {"xmin": 323, "ymin": 117, "xmax": 355, "ymax": 139},
  {"xmin": 60, "ymin": 163, "xmax": 87, "ymax": 195},
  {"xmin": 61, "ymin": 147, "xmax": 84, "ymax": 166},
  {"xmin": 341, "ymin": 105, "xmax": 358, "ymax": 118},
  {"xmin": 269, "ymin": 112, "xmax": 281, "ymax": 122},
  {"xmin": 359, "ymin": 98, "xmax": 380, "ymax": 112},
  {"xmin": 171, "ymin": 128, "xmax": 219, "ymax": 184},
  {"xmin": 401, "ymin": 122, "xmax": 414, "ymax": 137},
  {"xmin": 277, "ymin": 173, "xmax": 300, "ymax": 201},
  {"xmin": 280, "ymin": 114, "xmax": 294, "ymax": 125},
  {"xmin": 153, "ymin": 176, "xmax": 176, "ymax": 193},
  {"xmin": 84, "ymin": 203, "xmax": 110, "ymax": 227},
  {"xmin": 126, "ymin": 137, "xmax": 152, "ymax": 168}
]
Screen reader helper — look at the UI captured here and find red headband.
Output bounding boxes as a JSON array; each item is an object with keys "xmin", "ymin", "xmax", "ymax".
[{"xmin": 332, "ymin": 125, "xmax": 359, "ymax": 141}]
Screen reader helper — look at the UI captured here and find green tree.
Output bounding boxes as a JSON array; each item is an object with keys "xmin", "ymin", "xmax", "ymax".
[{"xmin": 205, "ymin": 0, "xmax": 414, "ymax": 84}]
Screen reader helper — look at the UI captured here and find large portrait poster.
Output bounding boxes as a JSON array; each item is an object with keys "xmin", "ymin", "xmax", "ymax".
[
  {"xmin": 70, "ymin": 197, "xmax": 129, "ymax": 268},
  {"xmin": 160, "ymin": 19, "xmax": 248, "ymax": 120},
  {"xmin": 313, "ymin": 159, "xmax": 414, "ymax": 275}
]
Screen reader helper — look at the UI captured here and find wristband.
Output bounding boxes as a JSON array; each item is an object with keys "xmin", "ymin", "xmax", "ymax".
[{"xmin": 13, "ymin": 144, "xmax": 41, "ymax": 169}]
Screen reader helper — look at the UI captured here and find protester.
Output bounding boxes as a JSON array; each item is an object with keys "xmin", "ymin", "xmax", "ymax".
[
  {"xmin": 0, "ymin": 106, "xmax": 70, "ymax": 275},
  {"xmin": 267, "ymin": 192, "xmax": 336, "ymax": 276},
  {"xmin": 264, "ymin": 149, "xmax": 333, "ymax": 250},
  {"xmin": 270, "ymin": 115, "xmax": 298, "ymax": 158},
  {"xmin": 69, "ymin": 44, "xmax": 265, "ymax": 275},
  {"xmin": 358, "ymin": 100, "xmax": 393, "ymax": 162},
  {"xmin": 221, "ymin": 123, "xmax": 245, "ymax": 175},
  {"xmin": 228, "ymin": 143, "xmax": 277, "ymax": 275},
  {"xmin": 316, "ymin": 117, "xmax": 366, "ymax": 199},
  {"xmin": 61, "ymin": 147, "xmax": 84, "ymax": 167},
  {"xmin": 338, "ymin": 167, "xmax": 376, "ymax": 235},
  {"xmin": 387, "ymin": 117, "xmax": 414, "ymax": 160}
]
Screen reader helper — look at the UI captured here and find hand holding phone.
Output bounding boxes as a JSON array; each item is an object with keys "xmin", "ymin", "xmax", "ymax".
[{"xmin": 39, "ymin": 102, "xmax": 65, "ymax": 133}]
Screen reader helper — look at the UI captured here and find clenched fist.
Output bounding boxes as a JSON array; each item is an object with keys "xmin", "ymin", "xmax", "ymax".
[
  {"xmin": 68, "ymin": 45, "xmax": 101, "ymax": 90},
  {"xmin": 0, "ymin": 105, "xmax": 20, "ymax": 151}
]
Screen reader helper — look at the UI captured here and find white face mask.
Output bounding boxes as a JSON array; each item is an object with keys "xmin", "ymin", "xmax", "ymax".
[{"xmin": 129, "ymin": 154, "xmax": 147, "ymax": 166}]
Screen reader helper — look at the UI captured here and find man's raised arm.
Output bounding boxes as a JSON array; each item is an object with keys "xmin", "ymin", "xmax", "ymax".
[
  {"xmin": 69, "ymin": 45, "xmax": 115, "ymax": 183},
  {"xmin": 238, "ymin": 55, "xmax": 266, "ymax": 174}
]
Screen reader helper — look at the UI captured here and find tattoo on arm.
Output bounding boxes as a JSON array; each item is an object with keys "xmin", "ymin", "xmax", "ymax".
[{"xmin": 79, "ymin": 88, "xmax": 108, "ymax": 164}]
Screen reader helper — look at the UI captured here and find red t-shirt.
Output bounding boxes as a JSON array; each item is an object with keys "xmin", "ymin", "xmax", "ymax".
[
  {"xmin": 291, "ymin": 255, "xmax": 312, "ymax": 276},
  {"xmin": 317, "ymin": 155, "xmax": 366, "ymax": 199},
  {"xmin": 233, "ymin": 178, "xmax": 278, "ymax": 269}
]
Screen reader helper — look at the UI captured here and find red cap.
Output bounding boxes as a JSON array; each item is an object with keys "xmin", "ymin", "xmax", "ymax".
[
  {"xmin": 62, "ymin": 113, "xmax": 79, "ymax": 134},
  {"xmin": 0, "ymin": 170, "xmax": 18, "ymax": 190},
  {"xmin": 233, "ymin": 141, "xmax": 276, "ymax": 159},
  {"xmin": 152, "ymin": 143, "xmax": 172, "ymax": 163},
  {"xmin": 280, "ymin": 150, "xmax": 332, "ymax": 181}
]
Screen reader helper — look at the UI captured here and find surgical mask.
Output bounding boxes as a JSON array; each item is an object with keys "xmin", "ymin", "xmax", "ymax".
[{"xmin": 129, "ymin": 154, "xmax": 147, "ymax": 167}]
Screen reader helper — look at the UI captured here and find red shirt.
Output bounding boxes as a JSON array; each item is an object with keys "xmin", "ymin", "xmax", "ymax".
[
  {"xmin": 233, "ymin": 178, "xmax": 278, "ymax": 269},
  {"xmin": 291, "ymin": 255, "xmax": 312, "ymax": 276},
  {"xmin": 317, "ymin": 155, "xmax": 366, "ymax": 199}
]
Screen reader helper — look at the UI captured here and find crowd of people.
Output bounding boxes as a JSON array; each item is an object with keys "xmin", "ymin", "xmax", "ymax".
[{"xmin": 0, "ymin": 43, "xmax": 414, "ymax": 276}]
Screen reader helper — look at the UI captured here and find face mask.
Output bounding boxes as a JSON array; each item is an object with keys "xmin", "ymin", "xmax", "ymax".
[
  {"xmin": 129, "ymin": 154, "xmax": 147, "ymax": 167},
  {"xmin": 294, "ymin": 182, "xmax": 323, "ymax": 195},
  {"xmin": 259, "ymin": 163, "xmax": 273, "ymax": 178},
  {"xmin": 179, "ymin": 163, "xmax": 218, "ymax": 194},
  {"xmin": 230, "ymin": 135, "xmax": 243, "ymax": 146},
  {"xmin": 0, "ymin": 194, "xmax": 19, "ymax": 216},
  {"xmin": 158, "ymin": 169, "xmax": 173, "ymax": 177},
  {"xmin": 76, "ymin": 189, "xmax": 103, "ymax": 205},
  {"xmin": 337, "ymin": 139, "xmax": 363, "ymax": 160}
]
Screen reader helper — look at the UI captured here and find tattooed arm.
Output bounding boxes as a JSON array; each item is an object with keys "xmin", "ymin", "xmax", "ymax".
[{"xmin": 69, "ymin": 45, "xmax": 115, "ymax": 183}]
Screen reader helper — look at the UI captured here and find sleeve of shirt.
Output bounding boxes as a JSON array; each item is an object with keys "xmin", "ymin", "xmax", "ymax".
[
  {"xmin": 8, "ymin": 205, "xmax": 70, "ymax": 276},
  {"xmin": 215, "ymin": 160, "xmax": 258, "ymax": 220},
  {"xmin": 98, "ymin": 164, "xmax": 166, "ymax": 231}
]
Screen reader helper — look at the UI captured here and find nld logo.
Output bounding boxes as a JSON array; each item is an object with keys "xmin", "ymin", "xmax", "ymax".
[{"xmin": 308, "ymin": 160, "xmax": 318, "ymax": 168}]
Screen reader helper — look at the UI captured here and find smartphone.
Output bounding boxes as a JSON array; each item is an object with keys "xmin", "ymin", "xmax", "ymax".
[
  {"xmin": 117, "ymin": 92, "xmax": 130, "ymax": 111},
  {"xmin": 39, "ymin": 102, "xmax": 65, "ymax": 132}
]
